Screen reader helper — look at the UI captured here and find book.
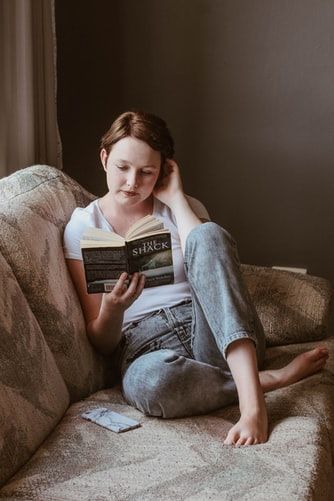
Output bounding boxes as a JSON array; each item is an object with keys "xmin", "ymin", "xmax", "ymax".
[{"xmin": 80, "ymin": 215, "xmax": 174, "ymax": 293}]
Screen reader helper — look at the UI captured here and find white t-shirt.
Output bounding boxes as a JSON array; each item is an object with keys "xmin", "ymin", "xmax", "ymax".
[{"xmin": 63, "ymin": 195, "xmax": 209, "ymax": 328}]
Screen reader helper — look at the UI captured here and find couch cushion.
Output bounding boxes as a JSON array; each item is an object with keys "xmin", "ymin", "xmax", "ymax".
[
  {"xmin": 1, "ymin": 337, "xmax": 333, "ymax": 500},
  {"xmin": 241, "ymin": 264, "xmax": 333, "ymax": 346},
  {"xmin": 0, "ymin": 165, "xmax": 113, "ymax": 402},
  {"xmin": 0, "ymin": 251, "xmax": 69, "ymax": 487}
]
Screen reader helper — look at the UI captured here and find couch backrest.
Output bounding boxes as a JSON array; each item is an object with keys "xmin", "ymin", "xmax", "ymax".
[
  {"xmin": 0, "ymin": 250, "xmax": 69, "ymax": 487},
  {"xmin": 0, "ymin": 165, "xmax": 113, "ymax": 403}
]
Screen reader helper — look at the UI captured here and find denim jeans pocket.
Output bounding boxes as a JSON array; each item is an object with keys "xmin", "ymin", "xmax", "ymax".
[
  {"xmin": 121, "ymin": 309, "xmax": 167, "ymax": 372},
  {"xmin": 124, "ymin": 327, "xmax": 193, "ymax": 368},
  {"xmin": 121, "ymin": 307, "xmax": 194, "ymax": 376}
]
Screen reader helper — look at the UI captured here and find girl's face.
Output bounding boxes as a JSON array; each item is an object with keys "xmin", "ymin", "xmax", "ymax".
[{"xmin": 101, "ymin": 137, "xmax": 161, "ymax": 208}]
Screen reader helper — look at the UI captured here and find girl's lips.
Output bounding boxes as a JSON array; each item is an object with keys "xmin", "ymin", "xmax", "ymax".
[{"xmin": 121, "ymin": 190, "xmax": 138, "ymax": 197}]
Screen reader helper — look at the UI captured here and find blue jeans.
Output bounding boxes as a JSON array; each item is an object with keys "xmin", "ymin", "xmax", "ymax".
[{"xmin": 117, "ymin": 223, "xmax": 266, "ymax": 418}]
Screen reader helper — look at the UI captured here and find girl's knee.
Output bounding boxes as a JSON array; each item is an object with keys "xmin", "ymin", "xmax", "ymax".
[
  {"xmin": 122, "ymin": 350, "xmax": 184, "ymax": 418},
  {"xmin": 186, "ymin": 222, "xmax": 237, "ymax": 253}
]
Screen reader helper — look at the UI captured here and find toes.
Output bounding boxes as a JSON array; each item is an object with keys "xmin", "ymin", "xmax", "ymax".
[
  {"xmin": 244, "ymin": 437, "xmax": 255, "ymax": 446},
  {"xmin": 315, "ymin": 358, "xmax": 327, "ymax": 370},
  {"xmin": 235, "ymin": 437, "xmax": 247, "ymax": 447},
  {"xmin": 224, "ymin": 433, "xmax": 267, "ymax": 447},
  {"xmin": 314, "ymin": 356, "xmax": 328, "ymax": 368},
  {"xmin": 224, "ymin": 437, "xmax": 236, "ymax": 446},
  {"xmin": 224, "ymin": 428, "xmax": 240, "ymax": 446},
  {"xmin": 236, "ymin": 436, "xmax": 260, "ymax": 447},
  {"xmin": 312, "ymin": 347, "xmax": 329, "ymax": 360}
]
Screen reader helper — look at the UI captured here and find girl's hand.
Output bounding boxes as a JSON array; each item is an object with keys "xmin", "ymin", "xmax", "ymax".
[
  {"xmin": 153, "ymin": 159, "xmax": 185, "ymax": 208},
  {"xmin": 101, "ymin": 272, "xmax": 145, "ymax": 313}
]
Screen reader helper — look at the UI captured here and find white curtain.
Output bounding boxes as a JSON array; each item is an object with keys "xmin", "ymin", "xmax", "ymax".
[{"xmin": 0, "ymin": 0, "xmax": 62, "ymax": 178}]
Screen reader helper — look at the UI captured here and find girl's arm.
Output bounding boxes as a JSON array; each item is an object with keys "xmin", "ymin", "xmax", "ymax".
[
  {"xmin": 154, "ymin": 159, "xmax": 207, "ymax": 253},
  {"xmin": 66, "ymin": 259, "xmax": 145, "ymax": 355}
]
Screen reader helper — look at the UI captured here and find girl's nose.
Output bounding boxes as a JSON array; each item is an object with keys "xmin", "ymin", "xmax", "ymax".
[{"xmin": 127, "ymin": 171, "xmax": 139, "ymax": 188}]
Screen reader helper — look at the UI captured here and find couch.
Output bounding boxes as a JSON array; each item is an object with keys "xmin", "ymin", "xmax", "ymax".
[{"xmin": 0, "ymin": 165, "xmax": 333, "ymax": 501}]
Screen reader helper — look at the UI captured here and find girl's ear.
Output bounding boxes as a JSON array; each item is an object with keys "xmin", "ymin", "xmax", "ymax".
[{"xmin": 100, "ymin": 149, "xmax": 108, "ymax": 171}]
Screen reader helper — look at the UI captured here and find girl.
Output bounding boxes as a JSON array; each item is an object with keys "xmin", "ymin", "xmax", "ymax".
[{"xmin": 64, "ymin": 110, "xmax": 328, "ymax": 446}]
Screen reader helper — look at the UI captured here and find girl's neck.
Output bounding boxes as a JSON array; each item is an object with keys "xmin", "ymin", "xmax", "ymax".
[{"xmin": 99, "ymin": 193, "xmax": 154, "ymax": 228}]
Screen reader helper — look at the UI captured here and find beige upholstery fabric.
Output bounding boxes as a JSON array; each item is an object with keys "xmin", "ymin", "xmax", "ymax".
[
  {"xmin": 0, "ymin": 251, "xmax": 69, "ymax": 487},
  {"xmin": 2, "ymin": 338, "xmax": 333, "ymax": 500},
  {"xmin": 1, "ymin": 165, "xmax": 333, "ymax": 499},
  {"xmin": 0, "ymin": 166, "xmax": 113, "ymax": 402},
  {"xmin": 241, "ymin": 264, "xmax": 332, "ymax": 346}
]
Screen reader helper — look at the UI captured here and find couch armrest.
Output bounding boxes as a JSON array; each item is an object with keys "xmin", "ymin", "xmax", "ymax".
[{"xmin": 241, "ymin": 264, "xmax": 333, "ymax": 346}]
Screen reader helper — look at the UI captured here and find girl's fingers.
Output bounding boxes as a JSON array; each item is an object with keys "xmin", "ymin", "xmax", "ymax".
[
  {"xmin": 112, "ymin": 272, "xmax": 129, "ymax": 295},
  {"xmin": 125, "ymin": 272, "xmax": 139, "ymax": 296},
  {"xmin": 136, "ymin": 273, "xmax": 146, "ymax": 296},
  {"xmin": 105, "ymin": 272, "xmax": 145, "ymax": 305},
  {"xmin": 124, "ymin": 272, "xmax": 145, "ymax": 299},
  {"xmin": 166, "ymin": 158, "xmax": 178, "ymax": 169}
]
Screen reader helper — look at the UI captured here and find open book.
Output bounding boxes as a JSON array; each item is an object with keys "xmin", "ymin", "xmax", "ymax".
[{"xmin": 80, "ymin": 215, "xmax": 174, "ymax": 293}]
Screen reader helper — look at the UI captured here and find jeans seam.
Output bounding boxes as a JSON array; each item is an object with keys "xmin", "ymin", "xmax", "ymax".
[
  {"xmin": 185, "ymin": 230, "xmax": 230, "ymax": 338},
  {"xmin": 164, "ymin": 306, "xmax": 193, "ymax": 358},
  {"xmin": 186, "ymin": 251, "xmax": 255, "ymax": 342},
  {"xmin": 175, "ymin": 325, "xmax": 193, "ymax": 358},
  {"xmin": 187, "ymin": 263, "xmax": 258, "ymax": 360},
  {"xmin": 186, "ymin": 272, "xmax": 228, "ymax": 342}
]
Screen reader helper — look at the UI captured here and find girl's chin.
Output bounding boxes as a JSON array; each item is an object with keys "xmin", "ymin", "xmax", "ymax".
[{"xmin": 116, "ymin": 192, "xmax": 151, "ymax": 205}]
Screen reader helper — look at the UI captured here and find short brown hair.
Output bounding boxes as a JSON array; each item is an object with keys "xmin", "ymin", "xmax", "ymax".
[{"xmin": 100, "ymin": 110, "xmax": 175, "ymax": 167}]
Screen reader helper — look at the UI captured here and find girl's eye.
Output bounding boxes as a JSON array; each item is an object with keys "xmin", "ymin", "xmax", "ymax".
[
  {"xmin": 117, "ymin": 165, "xmax": 128, "ymax": 171},
  {"xmin": 141, "ymin": 171, "xmax": 153, "ymax": 176}
]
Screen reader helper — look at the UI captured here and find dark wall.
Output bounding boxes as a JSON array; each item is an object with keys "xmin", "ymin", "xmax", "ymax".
[{"xmin": 56, "ymin": 0, "xmax": 334, "ymax": 284}]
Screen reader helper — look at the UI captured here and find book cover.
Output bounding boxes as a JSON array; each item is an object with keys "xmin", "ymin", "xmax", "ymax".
[{"xmin": 80, "ymin": 216, "xmax": 174, "ymax": 293}]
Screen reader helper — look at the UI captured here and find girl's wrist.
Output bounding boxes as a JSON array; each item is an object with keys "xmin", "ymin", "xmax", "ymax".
[{"xmin": 168, "ymin": 192, "xmax": 189, "ymax": 213}]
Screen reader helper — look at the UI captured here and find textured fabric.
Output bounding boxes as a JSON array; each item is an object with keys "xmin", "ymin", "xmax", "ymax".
[
  {"xmin": 241, "ymin": 264, "xmax": 333, "ymax": 346},
  {"xmin": 1, "ymin": 338, "xmax": 333, "ymax": 500},
  {"xmin": 1, "ymin": 165, "xmax": 333, "ymax": 499},
  {"xmin": 0, "ymin": 251, "xmax": 69, "ymax": 487},
  {"xmin": 0, "ymin": 165, "xmax": 113, "ymax": 401}
]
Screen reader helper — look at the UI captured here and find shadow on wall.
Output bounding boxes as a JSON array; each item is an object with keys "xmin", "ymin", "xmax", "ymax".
[{"xmin": 56, "ymin": 0, "xmax": 334, "ymax": 285}]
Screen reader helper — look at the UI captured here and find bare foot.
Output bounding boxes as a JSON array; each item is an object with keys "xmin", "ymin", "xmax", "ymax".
[
  {"xmin": 223, "ymin": 346, "xmax": 329, "ymax": 447},
  {"xmin": 259, "ymin": 346, "xmax": 329, "ymax": 392},
  {"xmin": 224, "ymin": 402, "xmax": 268, "ymax": 446}
]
